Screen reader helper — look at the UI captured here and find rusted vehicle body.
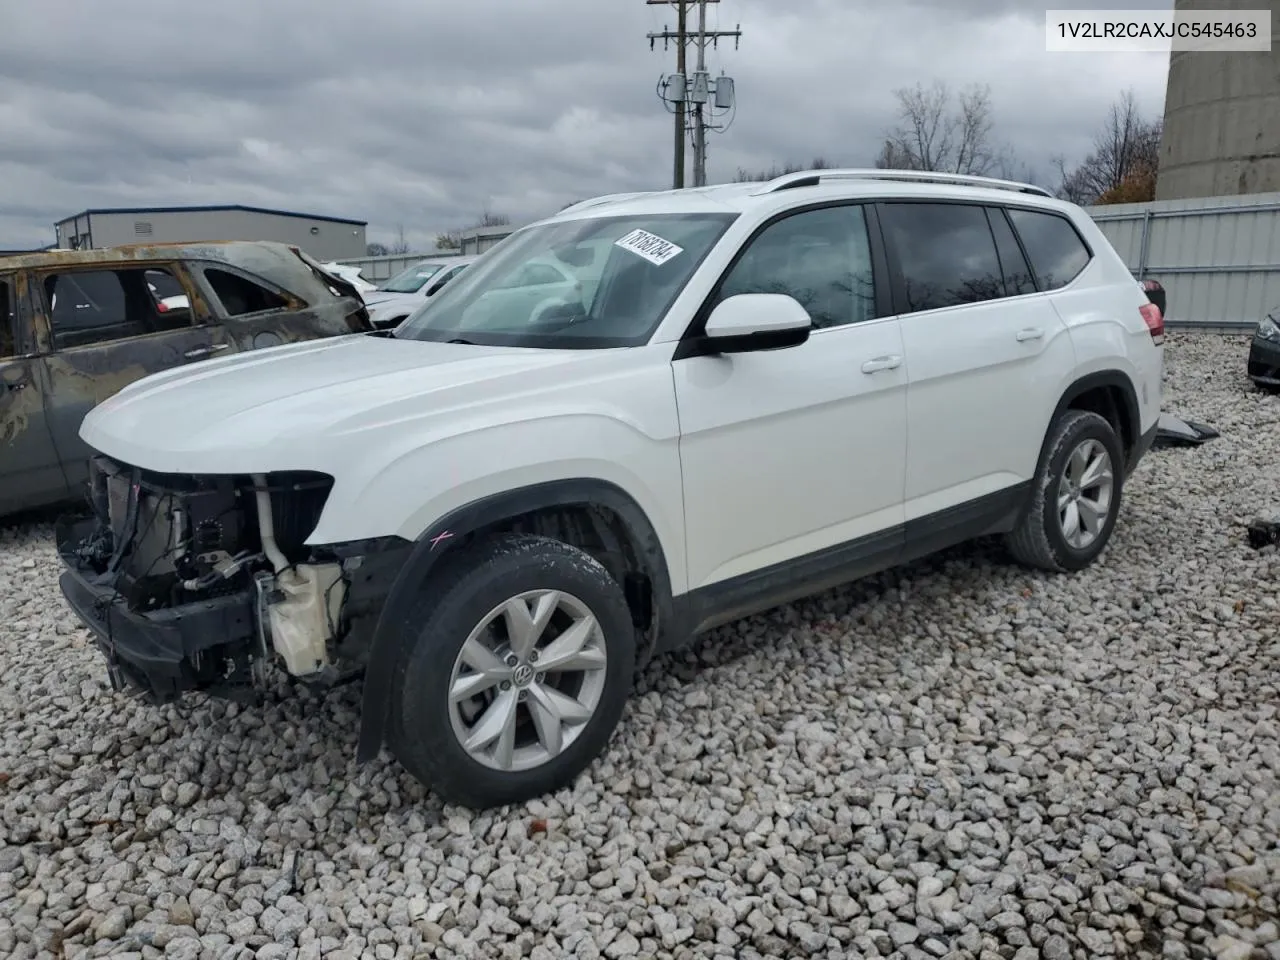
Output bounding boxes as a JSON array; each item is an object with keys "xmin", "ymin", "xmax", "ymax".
[{"xmin": 0, "ymin": 241, "xmax": 371, "ymax": 518}]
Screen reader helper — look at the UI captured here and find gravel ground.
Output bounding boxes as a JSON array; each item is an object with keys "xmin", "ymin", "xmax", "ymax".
[{"xmin": 2, "ymin": 332, "xmax": 1279, "ymax": 960}]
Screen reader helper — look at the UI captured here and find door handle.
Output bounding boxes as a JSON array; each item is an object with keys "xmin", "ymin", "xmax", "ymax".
[
  {"xmin": 1015, "ymin": 327, "xmax": 1043, "ymax": 342},
  {"xmin": 861, "ymin": 354, "xmax": 902, "ymax": 373},
  {"xmin": 184, "ymin": 343, "xmax": 231, "ymax": 360}
]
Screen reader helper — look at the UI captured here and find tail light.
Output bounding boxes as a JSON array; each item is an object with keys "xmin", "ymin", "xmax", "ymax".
[
  {"xmin": 1140, "ymin": 302, "xmax": 1164, "ymax": 345},
  {"xmin": 156, "ymin": 301, "xmax": 169, "ymax": 313}
]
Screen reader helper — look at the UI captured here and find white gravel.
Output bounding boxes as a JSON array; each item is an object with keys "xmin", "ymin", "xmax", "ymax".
[{"xmin": 2, "ymin": 332, "xmax": 1279, "ymax": 960}]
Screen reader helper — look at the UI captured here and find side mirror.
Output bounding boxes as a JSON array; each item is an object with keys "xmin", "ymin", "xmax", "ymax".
[{"xmin": 694, "ymin": 293, "xmax": 811, "ymax": 354}]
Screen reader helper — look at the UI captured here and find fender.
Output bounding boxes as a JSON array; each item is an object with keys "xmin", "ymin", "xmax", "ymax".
[{"xmin": 354, "ymin": 478, "xmax": 675, "ymax": 763}]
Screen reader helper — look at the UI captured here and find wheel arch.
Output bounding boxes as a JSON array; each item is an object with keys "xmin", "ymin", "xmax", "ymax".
[
  {"xmin": 354, "ymin": 477, "xmax": 675, "ymax": 763},
  {"xmin": 1042, "ymin": 369, "xmax": 1141, "ymax": 472}
]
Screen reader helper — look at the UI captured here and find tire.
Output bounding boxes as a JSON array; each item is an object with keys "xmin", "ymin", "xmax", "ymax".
[
  {"xmin": 389, "ymin": 533, "xmax": 636, "ymax": 809},
  {"xmin": 1005, "ymin": 410, "xmax": 1125, "ymax": 573}
]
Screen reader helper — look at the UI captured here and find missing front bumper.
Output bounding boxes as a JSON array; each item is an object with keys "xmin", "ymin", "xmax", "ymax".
[{"xmin": 57, "ymin": 516, "xmax": 260, "ymax": 702}]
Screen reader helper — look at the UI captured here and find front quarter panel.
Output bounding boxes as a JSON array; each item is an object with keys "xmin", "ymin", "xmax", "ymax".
[{"xmin": 304, "ymin": 344, "xmax": 690, "ymax": 593}]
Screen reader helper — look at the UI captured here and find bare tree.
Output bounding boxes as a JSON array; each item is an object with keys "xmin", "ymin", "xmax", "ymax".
[
  {"xmin": 1053, "ymin": 90, "xmax": 1162, "ymax": 205},
  {"xmin": 365, "ymin": 241, "xmax": 388, "ymax": 257},
  {"xmin": 732, "ymin": 156, "xmax": 835, "ymax": 182},
  {"xmin": 876, "ymin": 81, "xmax": 1013, "ymax": 176}
]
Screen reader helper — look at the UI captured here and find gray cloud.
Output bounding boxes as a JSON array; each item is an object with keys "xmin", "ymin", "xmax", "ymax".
[{"xmin": 0, "ymin": 0, "xmax": 1169, "ymax": 250}]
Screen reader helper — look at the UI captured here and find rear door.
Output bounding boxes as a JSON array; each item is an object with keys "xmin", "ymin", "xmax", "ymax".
[
  {"xmin": 0, "ymin": 271, "xmax": 69, "ymax": 514},
  {"xmin": 34, "ymin": 262, "xmax": 235, "ymax": 495},
  {"xmin": 192, "ymin": 261, "xmax": 356, "ymax": 350},
  {"xmin": 879, "ymin": 200, "xmax": 1075, "ymax": 529}
]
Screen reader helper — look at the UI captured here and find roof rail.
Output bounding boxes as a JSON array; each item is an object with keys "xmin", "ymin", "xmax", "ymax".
[
  {"xmin": 557, "ymin": 191, "xmax": 654, "ymax": 215},
  {"xmin": 751, "ymin": 168, "xmax": 1054, "ymax": 198}
]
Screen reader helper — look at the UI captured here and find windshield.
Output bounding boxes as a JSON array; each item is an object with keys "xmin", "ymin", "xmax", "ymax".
[
  {"xmin": 379, "ymin": 261, "xmax": 445, "ymax": 293},
  {"xmin": 394, "ymin": 212, "xmax": 737, "ymax": 348}
]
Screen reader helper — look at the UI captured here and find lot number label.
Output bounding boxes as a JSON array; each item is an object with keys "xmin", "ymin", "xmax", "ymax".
[{"xmin": 615, "ymin": 229, "xmax": 684, "ymax": 266}]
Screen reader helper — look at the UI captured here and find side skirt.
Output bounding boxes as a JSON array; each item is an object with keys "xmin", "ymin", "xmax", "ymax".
[{"xmin": 663, "ymin": 482, "xmax": 1030, "ymax": 653}]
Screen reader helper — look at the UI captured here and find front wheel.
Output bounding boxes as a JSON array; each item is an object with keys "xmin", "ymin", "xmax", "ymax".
[
  {"xmin": 389, "ymin": 533, "xmax": 636, "ymax": 809},
  {"xmin": 1005, "ymin": 410, "xmax": 1125, "ymax": 573}
]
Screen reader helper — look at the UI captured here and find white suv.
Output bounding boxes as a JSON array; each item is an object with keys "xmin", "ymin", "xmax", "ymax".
[
  {"xmin": 56, "ymin": 169, "xmax": 1164, "ymax": 810},
  {"xmin": 361, "ymin": 255, "xmax": 477, "ymax": 328}
]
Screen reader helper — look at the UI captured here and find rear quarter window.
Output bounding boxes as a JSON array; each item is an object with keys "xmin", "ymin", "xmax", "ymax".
[
  {"xmin": 1006, "ymin": 208, "xmax": 1092, "ymax": 291},
  {"xmin": 204, "ymin": 268, "xmax": 292, "ymax": 316}
]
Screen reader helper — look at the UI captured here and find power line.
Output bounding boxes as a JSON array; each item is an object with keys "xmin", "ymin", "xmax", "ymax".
[{"xmin": 647, "ymin": 0, "xmax": 741, "ymax": 188}]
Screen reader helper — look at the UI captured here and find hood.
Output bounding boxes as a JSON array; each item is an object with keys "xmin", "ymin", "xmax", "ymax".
[
  {"xmin": 362, "ymin": 291, "xmax": 411, "ymax": 307},
  {"xmin": 364, "ymin": 293, "xmax": 424, "ymax": 325},
  {"xmin": 80, "ymin": 333, "xmax": 609, "ymax": 474}
]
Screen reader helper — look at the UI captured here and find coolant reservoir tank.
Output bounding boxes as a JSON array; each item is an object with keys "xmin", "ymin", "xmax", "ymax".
[{"xmin": 266, "ymin": 563, "xmax": 344, "ymax": 676}]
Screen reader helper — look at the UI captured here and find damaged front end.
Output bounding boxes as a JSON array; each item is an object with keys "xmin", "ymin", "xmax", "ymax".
[{"xmin": 57, "ymin": 456, "xmax": 388, "ymax": 703}]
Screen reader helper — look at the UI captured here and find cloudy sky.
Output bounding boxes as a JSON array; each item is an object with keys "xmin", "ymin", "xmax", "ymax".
[{"xmin": 0, "ymin": 0, "xmax": 1172, "ymax": 251}]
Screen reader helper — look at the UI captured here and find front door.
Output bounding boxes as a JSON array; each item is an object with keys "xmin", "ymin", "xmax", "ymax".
[
  {"xmin": 673, "ymin": 202, "xmax": 908, "ymax": 595},
  {"xmin": 33, "ymin": 262, "xmax": 236, "ymax": 495},
  {"xmin": 0, "ymin": 273, "xmax": 68, "ymax": 514}
]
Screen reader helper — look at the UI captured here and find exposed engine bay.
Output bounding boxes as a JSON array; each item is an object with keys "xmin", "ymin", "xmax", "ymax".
[{"xmin": 57, "ymin": 455, "xmax": 369, "ymax": 701}]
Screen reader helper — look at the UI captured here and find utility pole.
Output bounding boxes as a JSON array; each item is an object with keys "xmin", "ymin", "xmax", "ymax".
[
  {"xmin": 647, "ymin": 0, "xmax": 689, "ymax": 188},
  {"xmin": 648, "ymin": 0, "xmax": 740, "ymax": 189},
  {"xmin": 692, "ymin": 0, "xmax": 708, "ymax": 187}
]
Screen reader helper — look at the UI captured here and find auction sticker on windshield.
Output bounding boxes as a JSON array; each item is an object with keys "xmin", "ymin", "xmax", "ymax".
[{"xmin": 615, "ymin": 229, "xmax": 684, "ymax": 266}]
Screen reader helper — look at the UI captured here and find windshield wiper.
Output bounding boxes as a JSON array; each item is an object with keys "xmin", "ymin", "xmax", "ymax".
[{"xmin": 446, "ymin": 338, "xmax": 475, "ymax": 345}]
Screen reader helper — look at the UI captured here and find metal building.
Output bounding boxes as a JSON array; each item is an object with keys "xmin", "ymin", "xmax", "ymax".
[
  {"xmin": 459, "ymin": 224, "xmax": 517, "ymax": 255},
  {"xmin": 54, "ymin": 205, "xmax": 368, "ymax": 261},
  {"xmin": 1155, "ymin": 0, "xmax": 1280, "ymax": 201}
]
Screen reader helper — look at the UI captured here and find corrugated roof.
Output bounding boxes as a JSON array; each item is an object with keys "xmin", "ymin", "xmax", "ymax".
[{"xmin": 55, "ymin": 204, "xmax": 367, "ymax": 227}]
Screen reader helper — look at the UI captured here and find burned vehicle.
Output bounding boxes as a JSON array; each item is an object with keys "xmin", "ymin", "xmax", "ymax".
[{"xmin": 0, "ymin": 241, "xmax": 370, "ymax": 517}]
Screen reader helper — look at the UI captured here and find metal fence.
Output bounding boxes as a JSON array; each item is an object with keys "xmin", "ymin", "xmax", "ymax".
[
  {"xmin": 1087, "ymin": 191, "xmax": 1280, "ymax": 331},
  {"xmin": 332, "ymin": 251, "xmax": 464, "ymax": 282}
]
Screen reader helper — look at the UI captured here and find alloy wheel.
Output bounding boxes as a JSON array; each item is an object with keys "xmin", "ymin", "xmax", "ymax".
[
  {"xmin": 1056, "ymin": 438, "xmax": 1115, "ymax": 550},
  {"xmin": 447, "ymin": 589, "xmax": 608, "ymax": 772}
]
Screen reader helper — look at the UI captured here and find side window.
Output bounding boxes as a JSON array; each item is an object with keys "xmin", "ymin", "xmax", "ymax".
[
  {"xmin": 44, "ymin": 268, "xmax": 192, "ymax": 349},
  {"xmin": 145, "ymin": 269, "xmax": 184, "ymax": 301},
  {"xmin": 879, "ymin": 202, "xmax": 1005, "ymax": 313},
  {"xmin": 717, "ymin": 204, "xmax": 876, "ymax": 329},
  {"xmin": 204, "ymin": 268, "xmax": 291, "ymax": 317},
  {"xmin": 1006, "ymin": 208, "xmax": 1092, "ymax": 291},
  {"xmin": 143, "ymin": 268, "xmax": 194, "ymax": 330},
  {"xmin": 0, "ymin": 276, "xmax": 14, "ymax": 359},
  {"xmin": 986, "ymin": 208, "xmax": 1039, "ymax": 296},
  {"xmin": 425, "ymin": 264, "xmax": 467, "ymax": 296}
]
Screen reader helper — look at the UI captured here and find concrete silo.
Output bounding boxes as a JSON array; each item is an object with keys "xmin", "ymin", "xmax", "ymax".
[{"xmin": 1155, "ymin": 0, "xmax": 1280, "ymax": 200}]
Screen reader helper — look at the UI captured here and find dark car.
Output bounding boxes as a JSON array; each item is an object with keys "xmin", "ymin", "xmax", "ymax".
[
  {"xmin": 1248, "ymin": 306, "xmax": 1280, "ymax": 391},
  {"xmin": 0, "ymin": 240, "xmax": 371, "ymax": 517}
]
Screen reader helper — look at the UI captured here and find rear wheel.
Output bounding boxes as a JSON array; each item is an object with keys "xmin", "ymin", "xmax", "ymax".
[
  {"xmin": 1005, "ymin": 410, "xmax": 1124, "ymax": 573},
  {"xmin": 389, "ymin": 533, "xmax": 635, "ymax": 809}
]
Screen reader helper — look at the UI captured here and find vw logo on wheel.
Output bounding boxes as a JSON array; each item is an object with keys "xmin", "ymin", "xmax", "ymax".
[{"xmin": 512, "ymin": 663, "xmax": 535, "ymax": 687}]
